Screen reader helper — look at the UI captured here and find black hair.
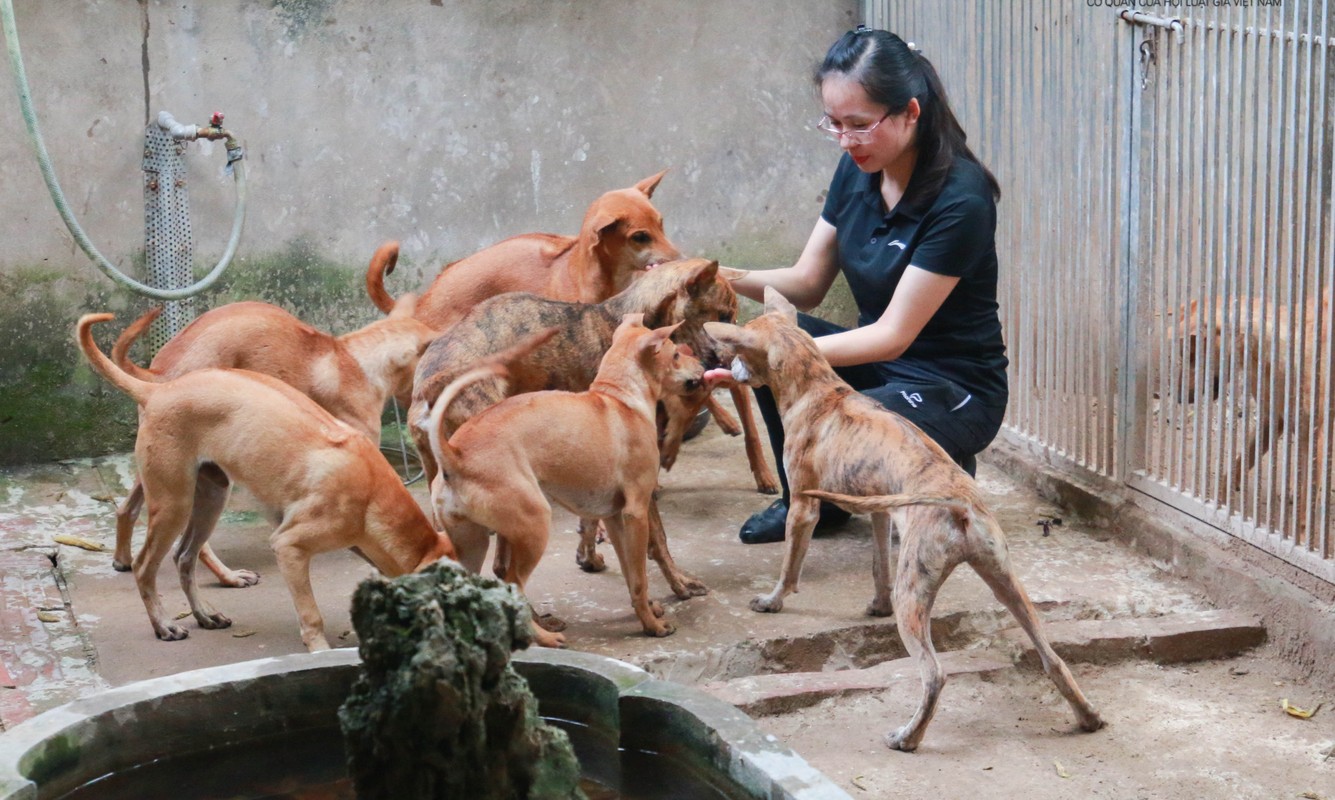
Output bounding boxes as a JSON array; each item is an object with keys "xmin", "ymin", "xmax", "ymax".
[{"xmin": 816, "ymin": 26, "xmax": 1001, "ymax": 204}]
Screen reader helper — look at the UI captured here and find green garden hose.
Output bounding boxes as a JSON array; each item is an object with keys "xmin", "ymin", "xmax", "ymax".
[{"xmin": 2, "ymin": 0, "xmax": 246, "ymax": 300}]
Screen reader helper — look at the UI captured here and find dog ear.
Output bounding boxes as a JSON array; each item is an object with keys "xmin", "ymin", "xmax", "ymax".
[
  {"xmin": 643, "ymin": 321, "xmax": 682, "ymax": 353},
  {"xmin": 716, "ymin": 266, "xmax": 748, "ymax": 282},
  {"xmin": 590, "ymin": 211, "xmax": 622, "ymax": 245},
  {"xmin": 685, "ymin": 259, "xmax": 720, "ymax": 291},
  {"xmin": 703, "ymin": 321, "xmax": 756, "ymax": 350},
  {"xmin": 763, "ymin": 286, "xmax": 799, "ymax": 321},
  {"xmin": 634, "ymin": 168, "xmax": 669, "ymax": 198}
]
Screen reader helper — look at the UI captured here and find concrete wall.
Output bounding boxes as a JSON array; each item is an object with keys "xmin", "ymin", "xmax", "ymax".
[{"xmin": 0, "ymin": 0, "xmax": 860, "ymax": 465}]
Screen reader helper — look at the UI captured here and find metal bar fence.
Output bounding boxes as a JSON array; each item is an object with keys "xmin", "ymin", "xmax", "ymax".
[{"xmin": 863, "ymin": 0, "xmax": 1335, "ymax": 583}]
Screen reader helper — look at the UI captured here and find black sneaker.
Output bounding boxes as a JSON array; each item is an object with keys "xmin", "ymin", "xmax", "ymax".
[{"xmin": 738, "ymin": 499, "xmax": 852, "ymax": 545}]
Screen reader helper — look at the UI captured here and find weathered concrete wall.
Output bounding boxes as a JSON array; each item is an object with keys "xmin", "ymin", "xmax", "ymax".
[{"xmin": 0, "ymin": 0, "xmax": 860, "ymax": 465}]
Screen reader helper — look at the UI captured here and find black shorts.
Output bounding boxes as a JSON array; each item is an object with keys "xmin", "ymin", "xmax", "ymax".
[{"xmin": 795, "ymin": 313, "xmax": 1006, "ymax": 464}]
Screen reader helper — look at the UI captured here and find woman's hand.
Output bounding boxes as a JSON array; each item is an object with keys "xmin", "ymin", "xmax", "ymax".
[{"xmin": 729, "ymin": 219, "xmax": 842, "ymax": 310}]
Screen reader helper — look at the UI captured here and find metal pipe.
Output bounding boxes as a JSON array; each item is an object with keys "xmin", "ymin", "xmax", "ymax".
[{"xmin": 1119, "ymin": 10, "xmax": 1186, "ymax": 44}]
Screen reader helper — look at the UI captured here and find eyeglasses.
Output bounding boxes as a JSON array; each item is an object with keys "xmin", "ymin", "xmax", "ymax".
[{"xmin": 815, "ymin": 113, "xmax": 890, "ymax": 144}]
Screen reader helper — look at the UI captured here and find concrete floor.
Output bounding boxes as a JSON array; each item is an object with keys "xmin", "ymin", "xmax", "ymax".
[{"xmin": 1, "ymin": 418, "xmax": 1332, "ymax": 797}]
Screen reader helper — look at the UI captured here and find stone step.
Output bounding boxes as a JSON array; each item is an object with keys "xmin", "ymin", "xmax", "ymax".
[{"xmin": 701, "ymin": 609, "xmax": 1265, "ymax": 716}]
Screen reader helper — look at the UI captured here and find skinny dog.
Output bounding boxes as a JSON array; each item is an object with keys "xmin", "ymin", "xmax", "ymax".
[
  {"xmin": 77, "ymin": 314, "xmax": 455, "ymax": 651},
  {"xmin": 366, "ymin": 170, "xmax": 680, "ymax": 332},
  {"xmin": 704, "ymin": 288, "xmax": 1104, "ymax": 752},
  {"xmin": 109, "ymin": 295, "xmax": 437, "ymax": 586},
  {"xmin": 426, "ymin": 317, "xmax": 701, "ymax": 647}
]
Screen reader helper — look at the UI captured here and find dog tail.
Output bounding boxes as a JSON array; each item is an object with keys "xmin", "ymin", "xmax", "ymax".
[
  {"xmin": 425, "ymin": 327, "xmax": 561, "ymax": 473},
  {"xmin": 76, "ymin": 314, "xmax": 156, "ymax": 404},
  {"xmin": 109, "ymin": 306, "xmax": 164, "ymax": 381},
  {"xmin": 802, "ymin": 489, "xmax": 971, "ymax": 516},
  {"xmin": 365, "ymin": 240, "xmax": 400, "ymax": 314}
]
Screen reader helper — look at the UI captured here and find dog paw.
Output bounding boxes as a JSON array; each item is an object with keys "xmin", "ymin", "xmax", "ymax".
[
  {"xmin": 884, "ymin": 727, "xmax": 919, "ymax": 752},
  {"xmin": 749, "ymin": 595, "xmax": 783, "ymax": 614},
  {"xmin": 155, "ymin": 624, "xmax": 189, "ymax": 642},
  {"xmin": 644, "ymin": 621, "xmax": 676, "ymax": 638},
  {"xmin": 755, "ymin": 475, "xmax": 781, "ymax": 495},
  {"xmin": 220, "ymin": 569, "xmax": 260, "ymax": 588},
  {"xmin": 1079, "ymin": 710, "xmax": 1106, "ymax": 732},
  {"xmin": 671, "ymin": 577, "xmax": 709, "ymax": 599},
  {"xmin": 112, "ymin": 559, "xmax": 131, "ymax": 573},
  {"xmin": 865, "ymin": 599, "xmax": 894, "ymax": 617},
  {"xmin": 576, "ymin": 551, "xmax": 607, "ymax": 573},
  {"xmin": 648, "ymin": 600, "xmax": 665, "ymax": 618},
  {"xmin": 534, "ymin": 629, "xmax": 567, "ymax": 649},
  {"xmin": 196, "ymin": 611, "xmax": 233, "ymax": 630}
]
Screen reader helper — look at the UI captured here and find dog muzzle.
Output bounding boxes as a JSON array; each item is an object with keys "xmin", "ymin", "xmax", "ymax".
[{"xmin": 730, "ymin": 356, "xmax": 751, "ymax": 383}]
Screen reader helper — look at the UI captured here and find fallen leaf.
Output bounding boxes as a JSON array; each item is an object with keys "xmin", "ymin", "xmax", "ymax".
[
  {"xmin": 231, "ymin": 630, "xmax": 257, "ymax": 638},
  {"xmin": 1282, "ymin": 699, "xmax": 1322, "ymax": 720},
  {"xmin": 850, "ymin": 775, "xmax": 868, "ymax": 791},
  {"xmin": 174, "ymin": 610, "xmax": 191, "ymax": 620},
  {"xmin": 1054, "ymin": 759, "xmax": 1069, "ymax": 779},
  {"xmin": 90, "ymin": 492, "xmax": 117, "ymax": 503},
  {"xmin": 53, "ymin": 534, "xmax": 105, "ymax": 552},
  {"xmin": 1298, "ymin": 791, "xmax": 1325, "ymax": 800},
  {"xmin": 36, "ymin": 611, "xmax": 61, "ymax": 623}
]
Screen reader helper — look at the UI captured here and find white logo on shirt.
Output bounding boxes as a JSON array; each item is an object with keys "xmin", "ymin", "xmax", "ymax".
[
  {"xmin": 900, "ymin": 391, "xmax": 923, "ymax": 408},
  {"xmin": 887, "ymin": 240, "xmax": 907, "ymax": 250}
]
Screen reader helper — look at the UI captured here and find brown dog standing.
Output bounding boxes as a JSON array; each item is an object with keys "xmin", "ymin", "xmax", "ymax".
[
  {"xmin": 425, "ymin": 317, "xmax": 701, "ymax": 647},
  {"xmin": 409, "ymin": 258, "xmax": 776, "ymax": 494},
  {"xmin": 108, "ymin": 295, "xmax": 437, "ymax": 586},
  {"xmin": 76, "ymin": 314, "xmax": 455, "ymax": 652},
  {"xmin": 704, "ymin": 288, "xmax": 1103, "ymax": 752},
  {"xmin": 366, "ymin": 171, "xmax": 680, "ymax": 332},
  {"xmin": 408, "ymin": 258, "xmax": 775, "ymax": 598}
]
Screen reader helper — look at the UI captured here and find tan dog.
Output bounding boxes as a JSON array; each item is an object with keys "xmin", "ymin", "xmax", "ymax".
[
  {"xmin": 704, "ymin": 288, "xmax": 1103, "ymax": 752},
  {"xmin": 426, "ymin": 317, "xmax": 701, "ymax": 648},
  {"xmin": 76, "ymin": 314, "xmax": 455, "ymax": 652},
  {"xmin": 366, "ymin": 170, "xmax": 680, "ymax": 332},
  {"xmin": 1174, "ymin": 293, "xmax": 1329, "ymax": 495},
  {"xmin": 108, "ymin": 296, "xmax": 438, "ymax": 586},
  {"xmin": 408, "ymin": 259, "xmax": 776, "ymax": 599}
]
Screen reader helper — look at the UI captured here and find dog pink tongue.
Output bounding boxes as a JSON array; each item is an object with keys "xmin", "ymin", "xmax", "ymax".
[{"xmin": 703, "ymin": 367, "xmax": 735, "ymax": 387}]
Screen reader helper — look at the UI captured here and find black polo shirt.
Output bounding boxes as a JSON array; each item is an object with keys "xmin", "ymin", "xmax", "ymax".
[{"xmin": 820, "ymin": 153, "xmax": 1008, "ymax": 406}]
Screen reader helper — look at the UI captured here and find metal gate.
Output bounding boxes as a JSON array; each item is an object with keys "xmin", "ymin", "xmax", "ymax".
[{"xmin": 864, "ymin": 0, "xmax": 1335, "ymax": 584}]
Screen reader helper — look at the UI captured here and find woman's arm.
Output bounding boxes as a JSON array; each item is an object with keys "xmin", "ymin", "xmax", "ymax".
[
  {"xmin": 728, "ymin": 218, "xmax": 842, "ymax": 312},
  {"xmin": 816, "ymin": 267, "xmax": 959, "ymax": 367}
]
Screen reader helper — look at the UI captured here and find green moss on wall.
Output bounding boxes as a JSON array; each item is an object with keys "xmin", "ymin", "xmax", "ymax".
[
  {"xmin": 0, "ymin": 240, "xmax": 370, "ymax": 467},
  {"xmin": 0, "ymin": 266, "xmax": 138, "ymax": 466},
  {"xmin": 199, "ymin": 238, "xmax": 376, "ymax": 333}
]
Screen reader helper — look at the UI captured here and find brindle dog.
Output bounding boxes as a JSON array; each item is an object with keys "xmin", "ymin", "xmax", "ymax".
[
  {"xmin": 409, "ymin": 258, "xmax": 776, "ymax": 601},
  {"xmin": 704, "ymin": 287, "xmax": 1104, "ymax": 752}
]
